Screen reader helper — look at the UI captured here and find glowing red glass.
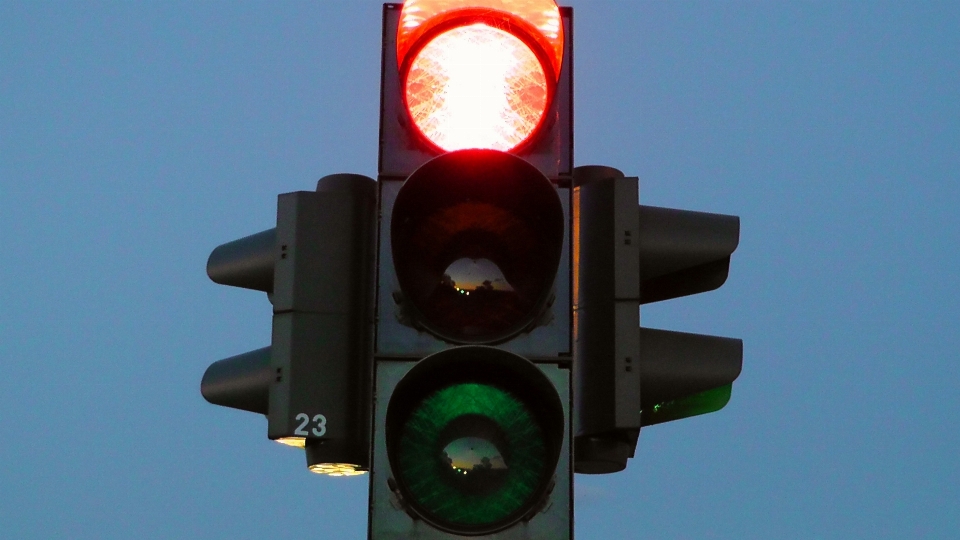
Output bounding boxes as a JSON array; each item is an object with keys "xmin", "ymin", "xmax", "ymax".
[
  {"xmin": 397, "ymin": 0, "xmax": 563, "ymax": 78},
  {"xmin": 404, "ymin": 23, "xmax": 548, "ymax": 152}
]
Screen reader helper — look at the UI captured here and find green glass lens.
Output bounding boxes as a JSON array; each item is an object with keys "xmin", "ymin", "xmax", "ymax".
[
  {"xmin": 396, "ymin": 383, "xmax": 547, "ymax": 528},
  {"xmin": 642, "ymin": 384, "xmax": 733, "ymax": 427}
]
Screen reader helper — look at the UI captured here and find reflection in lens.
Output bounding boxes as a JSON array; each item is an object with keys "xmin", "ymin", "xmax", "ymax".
[
  {"xmin": 442, "ymin": 435, "xmax": 510, "ymax": 495},
  {"xmin": 443, "ymin": 437, "xmax": 507, "ymax": 475},
  {"xmin": 444, "ymin": 436, "xmax": 508, "ymax": 473},
  {"xmin": 430, "ymin": 252, "xmax": 526, "ymax": 339},
  {"xmin": 442, "ymin": 257, "xmax": 515, "ymax": 295}
]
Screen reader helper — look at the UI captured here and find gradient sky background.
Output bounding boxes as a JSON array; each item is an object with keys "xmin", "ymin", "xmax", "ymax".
[{"xmin": 2, "ymin": 1, "xmax": 959, "ymax": 539}]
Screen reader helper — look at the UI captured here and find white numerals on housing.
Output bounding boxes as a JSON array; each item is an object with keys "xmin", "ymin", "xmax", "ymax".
[{"xmin": 294, "ymin": 413, "xmax": 327, "ymax": 437}]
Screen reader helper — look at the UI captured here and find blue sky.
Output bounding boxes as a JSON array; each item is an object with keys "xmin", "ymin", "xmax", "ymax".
[{"xmin": 2, "ymin": 1, "xmax": 958, "ymax": 538}]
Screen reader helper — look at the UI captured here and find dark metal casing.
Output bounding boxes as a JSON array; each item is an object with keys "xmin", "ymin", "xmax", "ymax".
[
  {"xmin": 573, "ymin": 166, "xmax": 743, "ymax": 474},
  {"xmin": 202, "ymin": 174, "xmax": 378, "ymax": 471}
]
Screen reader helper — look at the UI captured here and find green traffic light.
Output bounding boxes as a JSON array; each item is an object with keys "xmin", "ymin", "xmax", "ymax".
[
  {"xmin": 642, "ymin": 384, "xmax": 733, "ymax": 427},
  {"xmin": 383, "ymin": 346, "xmax": 565, "ymax": 535},
  {"xmin": 396, "ymin": 383, "xmax": 547, "ymax": 528}
]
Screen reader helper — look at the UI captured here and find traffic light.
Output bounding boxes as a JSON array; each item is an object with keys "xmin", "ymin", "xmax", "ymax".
[
  {"xmin": 201, "ymin": 174, "xmax": 378, "ymax": 476},
  {"xmin": 572, "ymin": 166, "xmax": 743, "ymax": 474},
  {"xmin": 370, "ymin": 1, "xmax": 574, "ymax": 537},
  {"xmin": 197, "ymin": 0, "xmax": 744, "ymax": 534}
]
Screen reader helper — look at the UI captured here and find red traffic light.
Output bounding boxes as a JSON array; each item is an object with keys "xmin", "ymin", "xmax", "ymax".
[{"xmin": 397, "ymin": 0, "xmax": 564, "ymax": 152}]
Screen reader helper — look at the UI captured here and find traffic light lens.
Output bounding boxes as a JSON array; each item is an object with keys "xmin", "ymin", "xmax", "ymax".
[
  {"xmin": 385, "ymin": 347, "xmax": 565, "ymax": 535},
  {"xmin": 404, "ymin": 23, "xmax": 548, "ymax": 152},
  {"xmin": 391, "ymin": 149, "xmax": 564, "ymax": 344},
  {"xmin": 396, "ymin": 383, "xmax": 547, "ymax": 528},
  {"xmin": 643, "ymin": 384, "xmax": 734, "ymax": 427}
]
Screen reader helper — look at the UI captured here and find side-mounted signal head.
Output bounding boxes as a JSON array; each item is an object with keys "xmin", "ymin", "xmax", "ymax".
[{"xmin": 396, "ymin": 0, "xmax": 564, "ymax": 153}]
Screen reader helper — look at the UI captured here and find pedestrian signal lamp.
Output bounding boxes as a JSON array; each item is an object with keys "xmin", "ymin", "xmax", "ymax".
[{"xmin": 371, "ymin": 1, "xmax": 574, "ymax": 538}]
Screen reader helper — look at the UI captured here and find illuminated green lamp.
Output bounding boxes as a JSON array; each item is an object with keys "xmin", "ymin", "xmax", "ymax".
[
  {"xmin": 385, "ymin": 347, "xmax": 564, "ymax": 536},
  {"xmin": 642, "ymin": 384, "xmax": 733, "ymax": 427}
]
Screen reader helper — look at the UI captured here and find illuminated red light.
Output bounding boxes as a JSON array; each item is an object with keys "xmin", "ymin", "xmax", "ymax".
[
  {"xmin": 398, "ymin": 0, "xmax": 563, "ymax": 80},
  {"xmin": 405, "ymin": 23, "xmax": 548, "ymax": 152},
  {"xmin": 396, "ymin": 0, "xmax": 563, "ymax": 152}
]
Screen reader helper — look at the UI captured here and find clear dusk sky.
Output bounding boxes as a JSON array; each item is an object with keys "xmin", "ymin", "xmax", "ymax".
[{"xmin": 2, "ymin": 1, "xmax": 958, "ymax": 538}]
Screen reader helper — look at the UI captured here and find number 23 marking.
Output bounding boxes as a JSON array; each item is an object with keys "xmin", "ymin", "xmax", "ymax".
[{"xmin": 294, "ymin": 413, "xmax": 327, "ymax": 437}]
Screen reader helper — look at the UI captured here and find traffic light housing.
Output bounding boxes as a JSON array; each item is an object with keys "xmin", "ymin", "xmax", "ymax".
[
  {"xmin": 572, "ymin": 166, "xmax": 743, "ymax": 474},
  {"xmin": 198, "ymin": 0, "xmax": 745, "ymax": 534},
  {"xmin": 202, "ymin": 174, "xmax": 378, "ymax": 476},
  {"xmin": 369, "ymin": 2, "xmax": 574, "ymax": 537}
]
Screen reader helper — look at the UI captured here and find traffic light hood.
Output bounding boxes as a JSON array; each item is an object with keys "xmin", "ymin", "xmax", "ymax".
[
  {"xmin": 638, "ymin": 205, "xmax": 740, "ymax": 304},
  {"xmin": 200, "ymin": 347, "xmax": 271, "ymax": 415},
  {"xmin": 206, "ymin": 228, "xmax": 276, "ymax": 293}
]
